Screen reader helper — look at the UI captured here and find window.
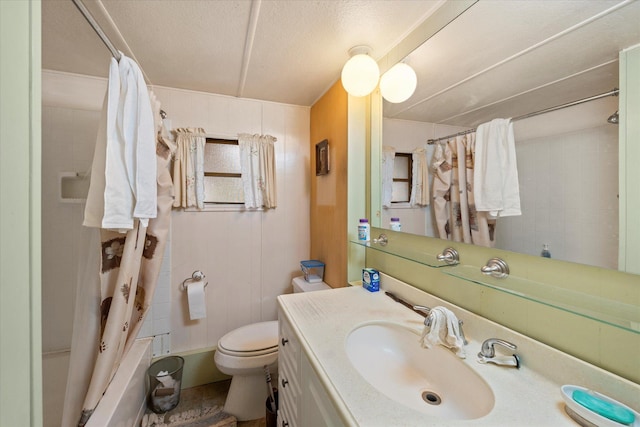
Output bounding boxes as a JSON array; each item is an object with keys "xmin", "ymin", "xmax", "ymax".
[
  {"xmin": 391, "ymin": 153, "xmax": 412, "ymax": 203},
  {"xmin": 203, "ymin": 138, "xmax": 244, "ymax": 204}
]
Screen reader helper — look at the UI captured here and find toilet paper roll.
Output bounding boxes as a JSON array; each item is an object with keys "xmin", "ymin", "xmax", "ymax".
[{"xmin": 186, "ymin": 281, "xmax": 207, "ymax": 320}]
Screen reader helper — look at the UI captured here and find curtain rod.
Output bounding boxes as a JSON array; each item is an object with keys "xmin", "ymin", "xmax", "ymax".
[
  {"xmin": 426, "ymin": 88, "xmax": 619, "ymax": 144},
  {"xmin": 71, "ymin": 0, "xmax": 122, "ymax": 61}
]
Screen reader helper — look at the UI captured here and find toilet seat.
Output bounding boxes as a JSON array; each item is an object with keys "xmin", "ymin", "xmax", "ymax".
[{"xmin": 217, "ymin": 320, "xmax": 278, "ymax": 357}]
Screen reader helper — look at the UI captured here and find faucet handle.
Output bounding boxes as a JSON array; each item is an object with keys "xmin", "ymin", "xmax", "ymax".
[
  {"xmin": 479, "ymin": 338, "xmax": 517, "ymax": 358},
  {"xmin": 412, "ymin": 306, "xmax": 432, "ymax": 327},
  {"xmin": 412, "ymin": 305, "xmax": 431, "ymax": 315}
]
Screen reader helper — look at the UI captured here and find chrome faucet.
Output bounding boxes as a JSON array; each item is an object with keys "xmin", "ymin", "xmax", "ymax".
[{"xmin": 478, "ymin": 338, "xmax": 521, "ymax": 368}]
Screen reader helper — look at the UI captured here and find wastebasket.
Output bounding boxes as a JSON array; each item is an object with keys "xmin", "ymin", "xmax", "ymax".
[
  {"xmin": 265, "ymin": 390, "xmax": 278, "ymax": 427},
  {"xmin": 147, "ymin": 355, "xmax": 184, "ymax": 413}
]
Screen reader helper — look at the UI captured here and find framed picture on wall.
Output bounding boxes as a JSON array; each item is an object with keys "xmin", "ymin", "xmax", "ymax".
[{"xmin": 316, "ymin": 139, "xmax": 330, "ymax": 176}]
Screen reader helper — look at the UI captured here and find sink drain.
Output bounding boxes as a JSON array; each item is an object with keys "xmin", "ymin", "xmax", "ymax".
[{"xmin": 421, "ymin": 391, "xmax": 442, "ymax": 405}]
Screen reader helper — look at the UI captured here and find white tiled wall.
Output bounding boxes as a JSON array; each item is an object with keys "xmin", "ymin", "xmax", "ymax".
[
  {"xmin": 137, "ymin": 232, "xmax": 173, "ymax": 357},
  {"xmin": 498, "ymin": 97, "xmax": 619, "ymax": 269}
]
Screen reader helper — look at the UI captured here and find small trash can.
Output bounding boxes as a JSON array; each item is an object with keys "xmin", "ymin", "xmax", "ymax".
[
  {"xmin": 147, "ymin": 355, "xmax": 184, "ymax": 413},
  {"xmin": 265, "ymin": 390, "xmax": 278, "ymax": 427}
]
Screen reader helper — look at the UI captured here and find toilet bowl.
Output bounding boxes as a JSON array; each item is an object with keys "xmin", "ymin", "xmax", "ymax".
[
  {"xmin": 214, "ymin": 321, "xmax": 279, "ymax": 421},
  {"xmin": 214, "ymin": 276, "xmax": 329, "ymax": 421}
]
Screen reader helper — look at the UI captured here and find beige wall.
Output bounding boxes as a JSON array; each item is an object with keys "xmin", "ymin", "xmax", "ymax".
[{"xmin": 310, "ymin": 81, "xmax": 349, "ymax": 287}]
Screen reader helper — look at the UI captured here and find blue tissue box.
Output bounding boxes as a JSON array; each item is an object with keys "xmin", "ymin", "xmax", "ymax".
[{"xmin": 362, "ymin": 268, "xmax": 380, "ymax": 292}]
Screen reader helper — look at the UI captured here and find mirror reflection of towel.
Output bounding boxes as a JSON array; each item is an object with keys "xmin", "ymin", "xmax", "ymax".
[{"xmin": 473, "ymin": 118, "xmax": 521, "ymax": 218}]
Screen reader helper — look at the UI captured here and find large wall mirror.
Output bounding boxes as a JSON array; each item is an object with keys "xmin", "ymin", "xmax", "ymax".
[{"xmin": 373, "ymin": 0, "xmax": 640, "ymax": 272}]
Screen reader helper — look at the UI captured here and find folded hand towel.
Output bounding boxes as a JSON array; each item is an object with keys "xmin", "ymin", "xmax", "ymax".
[{"xmin": 420, "ymin": 306, "xmax": 466, "ymax": 358}]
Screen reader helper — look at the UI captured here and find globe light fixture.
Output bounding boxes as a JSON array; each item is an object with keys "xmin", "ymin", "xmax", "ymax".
[
  {"xmin": 380, "ymin": 62, "xmax": 417, "ymax": 103},
  {"xmin": 341, "ymin": 46, "xmax": 380, "ymax": 97}
]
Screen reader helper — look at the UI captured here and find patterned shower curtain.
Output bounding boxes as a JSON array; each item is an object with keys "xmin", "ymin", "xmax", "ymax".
[
  {"xmin": 76, "ymin": 129, "xmax": 175, "ymax": 426},
  {"xmin": 431, "ymin": 133, "xmax": 495, "ymax": 247}
]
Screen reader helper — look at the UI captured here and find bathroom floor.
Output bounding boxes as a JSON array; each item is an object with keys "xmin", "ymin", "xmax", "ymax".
[{"xmin": 141, "ymin": 380, "xmax": 266, "ymax": 427}]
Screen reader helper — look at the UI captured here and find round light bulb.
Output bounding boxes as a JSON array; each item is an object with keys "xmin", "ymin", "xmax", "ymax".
[
  {"xmin": 341, "ymin": 53, "xmax": 380, "ymax": 97},
  {"xmin": 380, "ymin": 62, "xmax": 417, "ymax": 103}
]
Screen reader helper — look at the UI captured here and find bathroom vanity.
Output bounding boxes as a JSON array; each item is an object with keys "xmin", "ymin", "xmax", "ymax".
[
  {"xmin": 276, "ymin": 273, "xmax": 640, "ymax": 426},
  {"xmin": 278, "ymin": 311, "xmax": 343, "ymax": 427}
]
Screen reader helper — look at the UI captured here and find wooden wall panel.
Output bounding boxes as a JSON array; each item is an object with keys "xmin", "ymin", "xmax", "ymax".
[{"xmin": 310, "ymin": 82, "xmax": 348, "ymax": 287}]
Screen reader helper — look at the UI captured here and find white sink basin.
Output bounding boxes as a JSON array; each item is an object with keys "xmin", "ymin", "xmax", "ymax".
[{"xmin": 345, "ymin": 321, "xmax": 495, "ymax": 420}]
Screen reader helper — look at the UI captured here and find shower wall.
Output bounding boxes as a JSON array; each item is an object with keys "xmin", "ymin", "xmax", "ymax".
[{"xmin": 498, "ymin": 96, "xmax": 619, "ymax": 268}]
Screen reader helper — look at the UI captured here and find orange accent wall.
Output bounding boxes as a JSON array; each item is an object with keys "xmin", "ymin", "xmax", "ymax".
[{"xmin": 310, "ymin": 81, "xmax": 348, "ymax": 288}]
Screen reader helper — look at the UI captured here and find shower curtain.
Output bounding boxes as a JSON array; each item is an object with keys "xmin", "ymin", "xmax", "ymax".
[
  {"xmin": 63, "ymin": 53, "xmax": 176, "ymax": 427},
  {"xmin": 70, "ymin": 127, "xmax": 175, "ymax": 427},
  {"xmin": 431, "ymin": 133, "xmax": 495, "ymax": 247}
]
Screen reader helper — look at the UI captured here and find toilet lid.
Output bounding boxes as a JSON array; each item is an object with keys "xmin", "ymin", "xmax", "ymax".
[{"xmin": 218, "ymin": 320, "xmax": 279, "ymax": 353}]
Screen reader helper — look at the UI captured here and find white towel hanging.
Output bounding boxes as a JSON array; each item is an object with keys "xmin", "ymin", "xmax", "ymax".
[{"xmin": 473, "ymin": 118, "xmax": 521, "ymax": 218}]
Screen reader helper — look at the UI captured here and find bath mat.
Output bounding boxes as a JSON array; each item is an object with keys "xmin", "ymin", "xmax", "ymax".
[{"xmin": 140, "ymin": 404, "xmax": 236, "ymax": 427}]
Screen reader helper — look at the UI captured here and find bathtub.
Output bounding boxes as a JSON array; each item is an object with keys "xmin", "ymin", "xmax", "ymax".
[
  {"xmin": 43, "ymin": 337, "xmax": 153, "ymax": 427},
  {"xmin": 84, "ymin": 337, "xmax": 153, "ymax": 427}
]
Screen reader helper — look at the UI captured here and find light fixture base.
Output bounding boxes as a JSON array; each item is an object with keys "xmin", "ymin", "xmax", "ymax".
[{"xmin": 348, "ymin": 45, "xmax": 372, "ymax": 57}]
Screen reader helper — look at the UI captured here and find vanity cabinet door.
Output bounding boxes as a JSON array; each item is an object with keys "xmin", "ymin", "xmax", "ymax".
[
  {"xmin": 278, "ymin": 311, "xmax": 301, "ymax": 426},
  {"xmin": 279, "ymin": 309, "xmax": 345, "ymax": 427},
  {"xmin": 301, "ymin": 354, "xmax": 345, "ymax": 427}
]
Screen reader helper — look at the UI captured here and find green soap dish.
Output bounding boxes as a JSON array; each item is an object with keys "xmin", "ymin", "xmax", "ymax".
[{"xmin": 561, "ymin": 385, "xmax": 638, "ymax": 427}]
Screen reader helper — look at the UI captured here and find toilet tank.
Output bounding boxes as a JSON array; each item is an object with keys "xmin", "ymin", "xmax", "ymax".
[{"xmin": 292, "ymin": 276, "xmax": 330, "ymax": 293}]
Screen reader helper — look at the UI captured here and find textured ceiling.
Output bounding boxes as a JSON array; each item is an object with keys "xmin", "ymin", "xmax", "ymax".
[
  {"xmin": 42, "ymin": 0, "xmax": 441, "ymax": 106},
  {"xmin": 42, "ymin": 0, "xmax": 640, "ymax": 126},
  {"xmin": 386, "ymin": 0, "xmax": 640, "ymax": 126}
]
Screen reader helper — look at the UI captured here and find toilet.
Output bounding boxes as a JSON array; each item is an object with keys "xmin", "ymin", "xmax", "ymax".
[{"xmin": 214, "ymin": 276, "xmax": 330, "ymax": 421}]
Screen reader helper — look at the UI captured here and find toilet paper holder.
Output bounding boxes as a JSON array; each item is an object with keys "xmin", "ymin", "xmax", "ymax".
[{"xmin": 180, "ymin": 270, "xmax": 209, "ymax": 291}]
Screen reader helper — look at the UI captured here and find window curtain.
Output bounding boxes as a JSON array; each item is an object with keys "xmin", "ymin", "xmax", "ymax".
[
  {"xmin": 381, "ymin": 146, "xmax": 395, "ymax": 208},
  {"xmin": 238, "ymin": 133, "xmax": 277, "ymax": 209},
  {"xmin": 172, "ymin": 127, "xmax": 206, "ymax": 209},
  {"xmin": 409, "ymin": 147, "xmax": 429, "ymax": 206}
]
